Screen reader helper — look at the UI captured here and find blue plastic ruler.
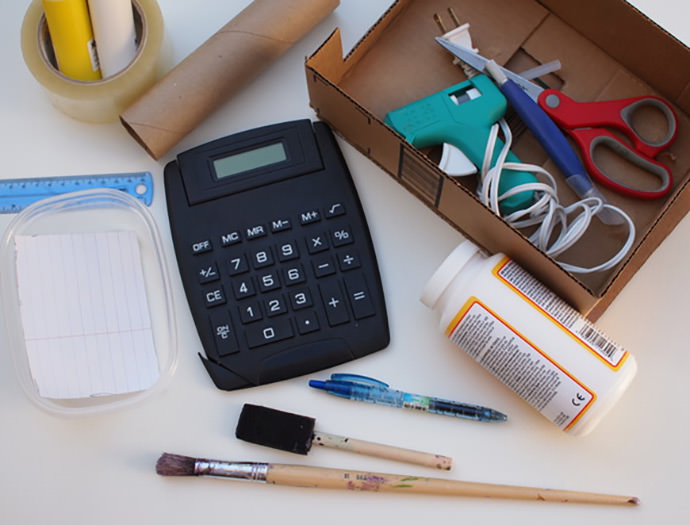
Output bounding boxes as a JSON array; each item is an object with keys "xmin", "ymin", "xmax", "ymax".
[{"xmin": 0, "ymin": 172, "xmax": 154, "ymax": 213}]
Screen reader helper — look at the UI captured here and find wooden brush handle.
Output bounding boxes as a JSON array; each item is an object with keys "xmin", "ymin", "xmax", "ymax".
[
  {"xmin": 312, "ymin": 431, "xmax": 452, "ymax": 470},
  {"xmin": 264, "ymin": 464, "xmax": 638, "ymax": 505}
]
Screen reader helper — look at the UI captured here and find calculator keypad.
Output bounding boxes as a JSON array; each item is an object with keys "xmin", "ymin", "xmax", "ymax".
[{"xmin": 196, "ymin": 204, "xmax": 375, "ymax": 357}]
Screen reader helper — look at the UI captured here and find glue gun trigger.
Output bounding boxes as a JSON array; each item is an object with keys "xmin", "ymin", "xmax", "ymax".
[{"xmin": 439, "ymin": 143, "xmax": 478, "ymax": 176}]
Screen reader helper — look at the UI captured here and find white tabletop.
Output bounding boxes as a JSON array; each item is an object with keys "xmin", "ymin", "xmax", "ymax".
[{"xmin": 1, "ymin": 1, "xmax": 689, "ymax": 523}]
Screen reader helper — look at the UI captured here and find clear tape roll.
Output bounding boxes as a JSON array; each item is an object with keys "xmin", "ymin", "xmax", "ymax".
[{"xmin": 21, "ymin": 0, "xmax": 165, "ymax": 124}]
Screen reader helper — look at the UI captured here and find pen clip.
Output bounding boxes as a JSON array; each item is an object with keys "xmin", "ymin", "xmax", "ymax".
[{"xmin": 329, "ymin": 373, "xmax": 389, "ymax": 388}]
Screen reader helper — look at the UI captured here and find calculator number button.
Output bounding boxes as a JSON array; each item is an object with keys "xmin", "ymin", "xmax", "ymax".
[
  {"xmin": 239, "ymin": 301, "xmax": 263, "ymax": 324},
  {"xmin": 258, "ymin": 272, "xmax": 281, "ymax": 292},
  {"xmin": 283, "ymin": 264, "xmax": 306, "ymax": 285},
  {"xmin": 246, "ymin": 318, "xmax": 294, "ymax": 348},
  {"xmin": 290, "ymin": 289, "xmax": 313, "ymax": 310},
  {"xmin": 252, "ymin": 248, "xmax": 274, "ymax": 268},
  {"xmin": 232, "ymin": 278, "xmax": 256, "ymax": 299},
  {"xmin": 277, "ymin": 241, "xmax": 299, "ymax": 262},
  {"xmin": 264, "ymin": 295, "xmax": 288, "ymax": 317},
  {"xmin": 228, "ymin": 254, "xmax": 249, "ymax": 275}
]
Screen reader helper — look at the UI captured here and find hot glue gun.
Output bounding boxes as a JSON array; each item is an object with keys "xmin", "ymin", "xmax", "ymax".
[{"xmin": 384, "ymin": 75, "xmax": 536, "ymax": 214}]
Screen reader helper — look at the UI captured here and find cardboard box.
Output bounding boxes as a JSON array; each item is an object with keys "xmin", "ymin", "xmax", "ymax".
[{"xmin": 305, "ymin": 0, "xmax": 690, "ymax": 319}]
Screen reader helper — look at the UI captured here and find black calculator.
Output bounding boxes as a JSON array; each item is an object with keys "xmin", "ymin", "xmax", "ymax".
[{"xmin": 164, "ymin": 120, "xmax": 389, "ymax": 390}]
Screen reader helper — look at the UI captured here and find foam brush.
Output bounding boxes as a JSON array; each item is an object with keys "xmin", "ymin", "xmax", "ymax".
[
  {"xmin": 235, "ymin": 404, "xmax": 452, "ymax": 470},
  {"xmin": 156, "ymin": 453, "xmax": 639, "ymax": 506}
]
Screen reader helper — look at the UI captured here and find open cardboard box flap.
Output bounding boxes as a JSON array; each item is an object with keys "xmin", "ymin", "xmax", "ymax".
[{"xmin": 306, "ymin": 0, "xmax": 690, "ymax": 320}]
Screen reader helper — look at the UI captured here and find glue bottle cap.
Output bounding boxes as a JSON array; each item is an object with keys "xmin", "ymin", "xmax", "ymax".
[{"xmin": 420, "ymin": 240, "xmax": 481, "ymax": 308}]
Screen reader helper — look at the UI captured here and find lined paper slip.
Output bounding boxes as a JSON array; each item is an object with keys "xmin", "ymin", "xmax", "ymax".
[{"xmin": 14, "ymin": 231, "xmax": 159, "ymax": 399}]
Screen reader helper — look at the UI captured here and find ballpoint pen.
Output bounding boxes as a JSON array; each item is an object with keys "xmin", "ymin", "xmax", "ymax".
[{"xmin": 309, "ymin": 373, "xmax": 507, "ymax": 423}]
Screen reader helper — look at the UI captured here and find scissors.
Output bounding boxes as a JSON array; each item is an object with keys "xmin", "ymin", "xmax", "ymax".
[
  {"xmin": 538, "ymin": 90, "xmax": 677, "ymax": 199},
  {"xmin": 436, "ymin": 38, "xmax": 678, "ymax": 200}
]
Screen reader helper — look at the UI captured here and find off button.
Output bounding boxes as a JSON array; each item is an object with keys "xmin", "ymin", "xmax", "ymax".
[{"xmin": 192, "ymin": 239, "xmax": 213, "ymax": 255}]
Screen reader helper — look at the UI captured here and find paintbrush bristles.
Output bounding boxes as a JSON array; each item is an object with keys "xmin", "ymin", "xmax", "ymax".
[{"xmin": 156, "ymin": 453, "xmax": 198, "ymax": 476}]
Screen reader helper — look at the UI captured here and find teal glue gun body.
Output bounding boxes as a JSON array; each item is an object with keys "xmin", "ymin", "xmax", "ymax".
[{"xmin": 384, "ymin": 75, "xmax": 536, "ymax": 214}]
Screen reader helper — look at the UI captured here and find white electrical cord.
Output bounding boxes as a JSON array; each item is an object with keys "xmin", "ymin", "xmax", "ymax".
[{"xmin": 478, "ymin": 118, "xmax": 636, "ymax": 274}]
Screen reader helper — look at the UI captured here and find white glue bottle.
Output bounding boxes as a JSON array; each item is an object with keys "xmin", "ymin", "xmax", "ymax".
[{"xmin": 421, "ymin": 241, "xmax": 637, "ymax": 436}]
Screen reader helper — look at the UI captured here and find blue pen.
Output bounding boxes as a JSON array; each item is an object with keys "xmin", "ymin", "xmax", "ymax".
[{"xmin": 309, "ymin": 374, "xmax": 507, "ymax": 423}]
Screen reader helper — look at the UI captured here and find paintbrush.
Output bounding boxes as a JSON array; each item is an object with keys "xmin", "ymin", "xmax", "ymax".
[
  {"xmin": 235, "ymin": 404, "xmax": 452, "ymax": 470},
  {"xmin": 156, "ymin": 453, "xmax": 639, "ymax": 506}
]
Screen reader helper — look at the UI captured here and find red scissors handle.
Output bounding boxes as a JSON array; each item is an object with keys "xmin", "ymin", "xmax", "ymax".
[
  {"xmin": 568, "ymin": 127, "xmax": 672, "ymax": 199},
  {"xmin": 538, "ymin": 89, "xmax": 677, "ymax": 199},
  {"xmin": 538, "ymin": 89, "xmax": 677, "ymax": 158}
]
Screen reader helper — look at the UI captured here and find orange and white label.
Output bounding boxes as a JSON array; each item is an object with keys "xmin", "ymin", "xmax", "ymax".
[
  {"xmin": 494, "ymin": 258, "xmax": 628, "ymax": 370},
  {"xmin": 446, "ymin": 298, "xmax": 595, "ymax": 431}
]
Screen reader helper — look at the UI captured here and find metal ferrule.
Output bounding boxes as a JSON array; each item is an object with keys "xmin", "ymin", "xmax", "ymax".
[{"xmin": 195, "ymin": 460, "xmax": 269, "ymax": 482}]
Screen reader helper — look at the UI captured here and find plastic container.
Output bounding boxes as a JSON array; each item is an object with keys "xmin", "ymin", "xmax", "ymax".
[
  {"xmin": 0, "ymin": 189, "xmax": 178, "ymax": 416},
  {"xmin": 421, "ymin": 241, "xmax": 636, "ymax": 436}
]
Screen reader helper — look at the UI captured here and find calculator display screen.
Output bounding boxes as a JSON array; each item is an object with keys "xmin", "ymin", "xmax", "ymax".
[{"xmin": 213, "ymin": 142, "xmax": 287, "ymax": 179}]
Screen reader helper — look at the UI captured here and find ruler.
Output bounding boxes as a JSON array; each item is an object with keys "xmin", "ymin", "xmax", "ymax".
[{"xmin": 0, "ymin": 172, "xmax": 154, "ymax": 213}]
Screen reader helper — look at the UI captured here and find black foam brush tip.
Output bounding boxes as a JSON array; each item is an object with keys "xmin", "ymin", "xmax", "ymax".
[{"xmin": 235, "ymin": 404, "xmax": 316, "ymax": 455}]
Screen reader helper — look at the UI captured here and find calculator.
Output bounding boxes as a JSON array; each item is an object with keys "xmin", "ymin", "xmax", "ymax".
[{"xmin": 164, "ymin": 120, "xmax": 389, "ymax": 390}]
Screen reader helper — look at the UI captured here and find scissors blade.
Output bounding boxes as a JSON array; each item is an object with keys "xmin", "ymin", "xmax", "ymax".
[{"xmin": 435, "ymin": 38, "xmax": 545, "ymax": 101}]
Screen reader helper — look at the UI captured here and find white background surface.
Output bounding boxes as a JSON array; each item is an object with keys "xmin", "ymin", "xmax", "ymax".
[{"xmin": 1, "ymin": 1, "xmax": 689, "ymax": 523}]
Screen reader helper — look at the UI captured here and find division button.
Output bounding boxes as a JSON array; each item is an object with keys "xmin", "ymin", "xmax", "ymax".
[{"xmin": 337, "ymin": 251, "xmax": 361, "ymax": 271}]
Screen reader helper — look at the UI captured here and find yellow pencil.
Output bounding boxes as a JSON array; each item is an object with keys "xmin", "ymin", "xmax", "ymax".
[{"xmin": 42, "ymin": 0, "xmax": 101, "ymax": 81}]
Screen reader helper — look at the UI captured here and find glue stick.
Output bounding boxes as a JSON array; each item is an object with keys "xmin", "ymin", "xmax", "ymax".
[{"xmin": 421, "ymin": 241, "xmax": 636, "ymax": 436}]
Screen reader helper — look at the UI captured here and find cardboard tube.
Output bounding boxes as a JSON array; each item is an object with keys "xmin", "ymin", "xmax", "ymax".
[{"xmin": 120, "ymin": 0, "xmax": 339, "ymax": 159}]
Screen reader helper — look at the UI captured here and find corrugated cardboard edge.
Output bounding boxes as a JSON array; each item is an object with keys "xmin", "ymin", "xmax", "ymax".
[{"xmin": 305, "ymin": 0, "xmax": 690, "ymax": 320}]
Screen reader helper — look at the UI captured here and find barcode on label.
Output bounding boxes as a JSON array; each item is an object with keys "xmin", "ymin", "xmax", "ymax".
[{"xmin": 578, "ymin": 325, "xmax": 619, "ymax": 359}]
